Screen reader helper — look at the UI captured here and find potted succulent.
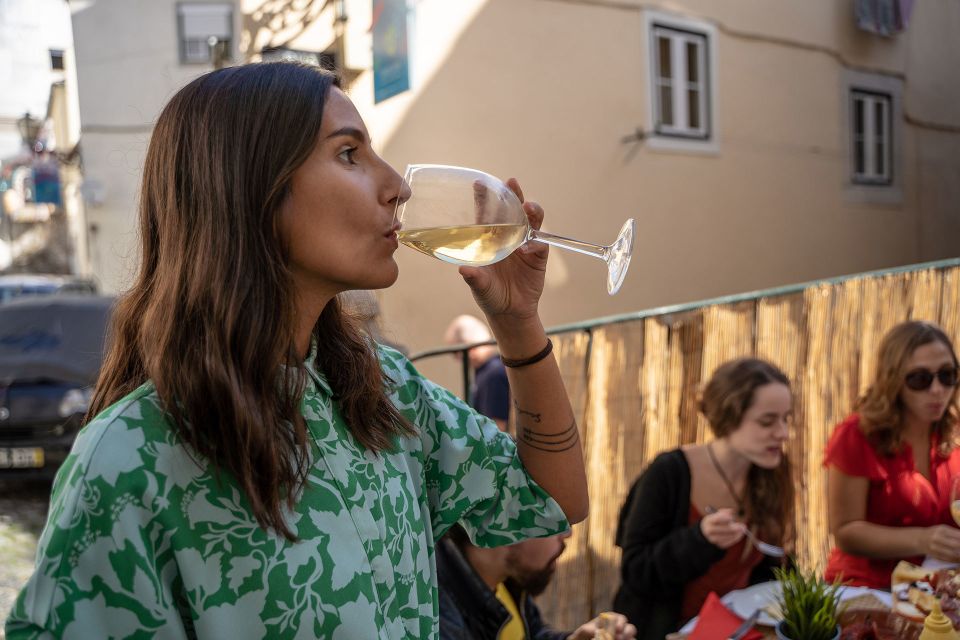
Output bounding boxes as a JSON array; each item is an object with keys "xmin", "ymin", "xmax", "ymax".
[{"xmin": 773, "ymin": 567, "xmax": 843, "ymax": 640}]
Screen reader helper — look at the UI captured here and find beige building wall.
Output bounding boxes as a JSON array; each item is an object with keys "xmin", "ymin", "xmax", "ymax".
[
  {"xmin": 70, "ymin": 0, "xmax": 242, "ymax": 290},
  {"xmin": 71, "ymin": 0, "xmax": 960, "ymax": 390},
  {"xmin": 339, "ymin": 0, "xmax": 959, "ymax": 388}
]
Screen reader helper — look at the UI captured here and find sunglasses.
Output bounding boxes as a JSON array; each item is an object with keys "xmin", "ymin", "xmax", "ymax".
[{"xmin": 904, "ymin": 366, "xmax": 960, "ymax": 391}]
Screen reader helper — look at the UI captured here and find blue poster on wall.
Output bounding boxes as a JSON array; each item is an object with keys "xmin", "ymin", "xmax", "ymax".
[
  {"xmin": 32, "ymin": 158, "xmax": 62, "ymax": 207},
  {"xmin": 372, "ymin": 0, "xmax": 410, "ymax": 103}
]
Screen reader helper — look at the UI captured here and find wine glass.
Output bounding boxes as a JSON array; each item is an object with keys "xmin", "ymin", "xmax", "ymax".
[
  {"xmin": 394, "ymin": 164, "xmax": 636, "ymax": 295},
  {"xmin": 951, "ymin": 477, "xmax": 960, "ymax": 526}
]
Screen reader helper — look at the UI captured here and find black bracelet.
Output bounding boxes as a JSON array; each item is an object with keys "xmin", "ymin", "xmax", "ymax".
[{"xmin": 501, "ymin": 338, "xmax": 553, "ymax": 368}]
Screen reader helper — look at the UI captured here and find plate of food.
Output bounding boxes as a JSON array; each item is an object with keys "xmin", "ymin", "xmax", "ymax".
[
  {"xmin": 723, "ymin": 582, "xmax": 895, "ymax": 628},
  {"xmin": 891, "ymin": 560, "xmax": 960, "ymax": 626},
  {"xmin": 839, "ymin": 608, "xmax": 921, "ymax": 640},
  {"xmin": 722, "ymin": 581, "xmax": 781, "ymax": 626}
]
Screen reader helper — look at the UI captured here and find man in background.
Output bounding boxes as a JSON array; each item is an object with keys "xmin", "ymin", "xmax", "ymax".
[
  {"xmin": 444, "ymin": 314, "xmax": 510, "ymax": 431},
  {"xmin": 438, "ymin": 525, "xmax": 636, "ymax": 640}
]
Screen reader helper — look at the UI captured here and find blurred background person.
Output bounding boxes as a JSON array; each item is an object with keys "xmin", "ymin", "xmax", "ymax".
[
  {"xmin": 825, "ymin": 320, "xmax": 960, "ymax": 588},
  {"xmin": 446, "ymin": 314, "xmax": 511, "ymax": 431},
  {"xmin": 341, "ymin": 289, "xmax": 408, "ymax": 355},
  {"xmin": 439, "ymin": 524, "xmax": 636, "ymax": 640},
  {"xmin": 612, "ymin": 358, "xmax": 794, "ymax": 640}
]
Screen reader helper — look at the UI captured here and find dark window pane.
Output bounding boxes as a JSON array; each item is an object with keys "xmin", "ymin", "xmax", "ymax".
[
  {"xmin": 686, "ymin": 41, "xmax": 699, "ymax": 82},
  {"xmin": 660, "ymin": 85, "xmax": 673, "ymax": 126},
  {"xmin": 853, "ymin": 97, "xmax": 864, "ymax": 136},
  {"xmin": 658, "ymin": 36, "xmax": 672, "ymax": 79},
  {"xmin": 875, "ymin": 140, "xmax": 885, "ymax": 176},
  {"xmin": 688, "ymin": 89, "xmax": 700, "ymax": 128},
  {"xmin": 854, "ymin": 138, "xmax": 865, "ymax": 175},
  {"xmin": 874, "ymin": 101, "xmax": 885, "ymax": 137}
]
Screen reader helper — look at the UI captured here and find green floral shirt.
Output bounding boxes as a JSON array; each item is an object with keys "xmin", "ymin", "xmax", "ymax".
[{"xmin": 6, "ymin": 346, "xmax": 568, "ymax": 639}]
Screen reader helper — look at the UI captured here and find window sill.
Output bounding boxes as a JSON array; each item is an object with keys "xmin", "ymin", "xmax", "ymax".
[{"xmin": 644, "ymin": 134, "xmax": 720, "ymax": 155}]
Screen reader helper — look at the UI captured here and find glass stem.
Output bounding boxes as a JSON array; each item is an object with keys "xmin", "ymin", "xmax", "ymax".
[{"xmin": 528, "ymin": 228, "xmax": 609, "ymax": 262}]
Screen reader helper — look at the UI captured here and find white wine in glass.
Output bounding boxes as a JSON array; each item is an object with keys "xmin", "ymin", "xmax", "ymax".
[{"xmin": 394, "ymin": 164, "xmax": 635, "ymax": 295}]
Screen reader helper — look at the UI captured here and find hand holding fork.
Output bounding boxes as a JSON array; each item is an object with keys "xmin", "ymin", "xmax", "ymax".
[{"xmin": 703, "ymin": 505, "xmax": 786, "ymax": 557}]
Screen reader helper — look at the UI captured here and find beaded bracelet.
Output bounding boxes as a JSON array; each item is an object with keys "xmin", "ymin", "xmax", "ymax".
[{"xmin": 501, "ymin": 338, "xmax": 553, "ymax": 368}]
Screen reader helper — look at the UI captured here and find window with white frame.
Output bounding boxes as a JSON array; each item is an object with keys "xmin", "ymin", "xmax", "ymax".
[
  {"xmin": 177, "ymin": 3, "xmax": 233, "ymax": 65},
  {"xmin": 851, "ymin": 89, "xmax": 892, "ymax": 185},
  {"xmin": 651, "ymin": 24, "xmax": 710, "ymax": 139}
]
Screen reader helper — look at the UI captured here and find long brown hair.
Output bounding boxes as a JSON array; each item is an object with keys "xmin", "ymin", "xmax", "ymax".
[
  {"xmin": 856, "ymin": 320, "xmax": 960, "ymax": 455},
  {"xmin": 88, "ymin": 62, "xmax": 414, "ymax": 540},
  {"xmin": 699, "ymin": 358, "xmax": 794, "ymax": 547}
]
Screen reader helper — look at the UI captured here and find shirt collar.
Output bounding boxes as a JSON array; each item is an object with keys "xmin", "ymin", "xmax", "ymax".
[{"xmin": 301, "ymin": 339, "xmax": 332, "ymax": 396}]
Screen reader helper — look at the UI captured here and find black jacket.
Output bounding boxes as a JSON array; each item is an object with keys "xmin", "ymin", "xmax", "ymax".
[
  {"xmin": 437, "ymin": 537, "xmax": 569, "ymax": 640},
  {"xmin": 612, "ymin": 449, "xmax": 780, "ymax": 640}
]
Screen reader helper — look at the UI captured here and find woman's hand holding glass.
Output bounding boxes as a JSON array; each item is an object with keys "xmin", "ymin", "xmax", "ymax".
[
  {"xmin": 394, "ymin": 165, "xmax": 635, "ymax": 295},
  {"xmin": 454, "ymin": 178, "xmax": 548, "ymax": 321}
]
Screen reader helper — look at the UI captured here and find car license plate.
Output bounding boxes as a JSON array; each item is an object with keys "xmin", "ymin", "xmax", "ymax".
[{"xmin": 0, "ymin": 447, "xmax": 44, "ymax": 469}]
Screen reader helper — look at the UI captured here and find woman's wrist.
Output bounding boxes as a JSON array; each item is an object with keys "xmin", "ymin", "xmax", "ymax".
[{"xmin": 486, "ymin": 316, "xmax": 547, "ymax": 360}]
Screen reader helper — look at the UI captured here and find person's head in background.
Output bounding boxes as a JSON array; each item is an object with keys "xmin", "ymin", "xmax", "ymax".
[
  {"xmin": 445, "ymin": 524, "xmax": 570, "ymax": 595},
  {"xmin": 699, "ymin": 357, "xmax": 794, "ymax": 545},
  {"xmin": 504, "ymin": 531, "xmax": 572, "ymax": 595},
  {"xmin": 444, "ymin": 314, "xmax": 498, "ymax": 369},
  {"xmin": 857, "ymin": 320, "xmax": 959, "ymax": 454},
  {"xmin": 340, "ymin": 290, "xmax": 408, "ymax": 355}
]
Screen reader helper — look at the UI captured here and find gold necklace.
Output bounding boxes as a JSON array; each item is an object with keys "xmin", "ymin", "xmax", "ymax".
[{"xmin": 706, "ymin": 442, "xmax": 746, "ymax": 517}]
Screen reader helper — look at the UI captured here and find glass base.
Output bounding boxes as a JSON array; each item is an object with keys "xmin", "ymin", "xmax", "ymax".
[{"xmin": 606, "ymin": 218, "xmax": 635, "ymax": 295}]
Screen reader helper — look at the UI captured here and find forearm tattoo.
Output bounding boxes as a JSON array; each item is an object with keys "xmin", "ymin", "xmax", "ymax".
[
  {"xmin": 518, "ymin": 418, "xmax": 580, "ymax": 452},
  {"xmin": 513, "ymin": 399, "xmax": 542, "ymax": 423}
]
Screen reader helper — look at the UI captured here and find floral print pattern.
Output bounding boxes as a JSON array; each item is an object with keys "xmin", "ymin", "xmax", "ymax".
[{"xmin": 6, "ymin": 346, "xmax": 568, "ymax": 639}]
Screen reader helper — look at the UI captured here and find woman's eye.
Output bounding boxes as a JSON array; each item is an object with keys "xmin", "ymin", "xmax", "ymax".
[{"xmin": 338, "ymin": 147, "xmax": 358, "ymax": 164}]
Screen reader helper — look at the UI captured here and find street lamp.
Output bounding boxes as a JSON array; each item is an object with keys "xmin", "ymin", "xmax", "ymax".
[{"xmin": 16, "ymin": 112, "xmax": 43, "ymax": 153}]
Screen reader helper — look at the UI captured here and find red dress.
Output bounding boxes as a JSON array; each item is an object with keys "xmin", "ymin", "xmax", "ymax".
[
  {"xmin": 823, "ymin": 414, "xmax": 960, "ymax": 589},
  {"xmin": 680, "ymin": 504, "xmax": 762, "ymax": 621}
]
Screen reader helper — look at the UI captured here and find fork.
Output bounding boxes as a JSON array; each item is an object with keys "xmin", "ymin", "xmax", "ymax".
[
  {"xmin": 741, "ymin": 526, "xmax": 786, "ymax": 558},
  {"xmin": 704, "ymin": 505, "xmax": 786, "ymax": 557}
]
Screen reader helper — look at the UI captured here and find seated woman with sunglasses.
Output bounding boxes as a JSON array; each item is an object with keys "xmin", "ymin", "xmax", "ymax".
[{"xmin": 825, "ymin": 320, "xmax": 960, "ymax": 589}]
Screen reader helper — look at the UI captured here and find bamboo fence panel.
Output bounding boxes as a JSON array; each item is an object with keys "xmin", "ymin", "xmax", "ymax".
[
  {"xmin": 640, "ymin": 317, "xmax": 673, "ymax": 464},
  {"xmin": 523, "ymin": 261, "xmax": 960, "ymax": 622},
  {"xmin": 909, "ymin": 268, "xmax": 943, "ymax": 323},
  {"xmin": 583, "ymin": 322, "xmax": 645, "ymax": 621},
  {"xmin": 798, "ymin": 283, "xmax": 833, "ymax": 572},
  {"xmin": 537, "ymin": 331, "xmax": 592, "ymax": 630},
  {"xmin": 756, "ymin": 293, "xmax": 808, "ymax": 563},
  {"xmin": 803, "ymin": 277, "xmax": 865, "ymax": 571},
  {"xmin": 940, "ymin": 266, "xmax": 960, "ymax": 348},
  {"xmin": 670, "ymin": 312, "xmax": 705, "ymax": 446},
  {"xmin": 859, "ymin": 273, "xmax": 915, "ymax": 396},
  {"xmin": 700, "ymin": 302, "xmax": 756, "ymax": 442}
]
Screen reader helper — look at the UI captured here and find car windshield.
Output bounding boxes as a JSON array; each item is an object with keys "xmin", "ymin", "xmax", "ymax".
[{"xmin": 0, "ymin": 285, "xmax": 59, "ymax": 303}]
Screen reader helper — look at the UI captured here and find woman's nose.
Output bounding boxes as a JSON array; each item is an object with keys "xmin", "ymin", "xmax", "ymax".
[
  {"xmin": 776, "ymin": 420, "xmax": 790, "ymax": 439},
  {"xmin": 388, "ymin": 167, "xmax": 411, "ymax": 206}
]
